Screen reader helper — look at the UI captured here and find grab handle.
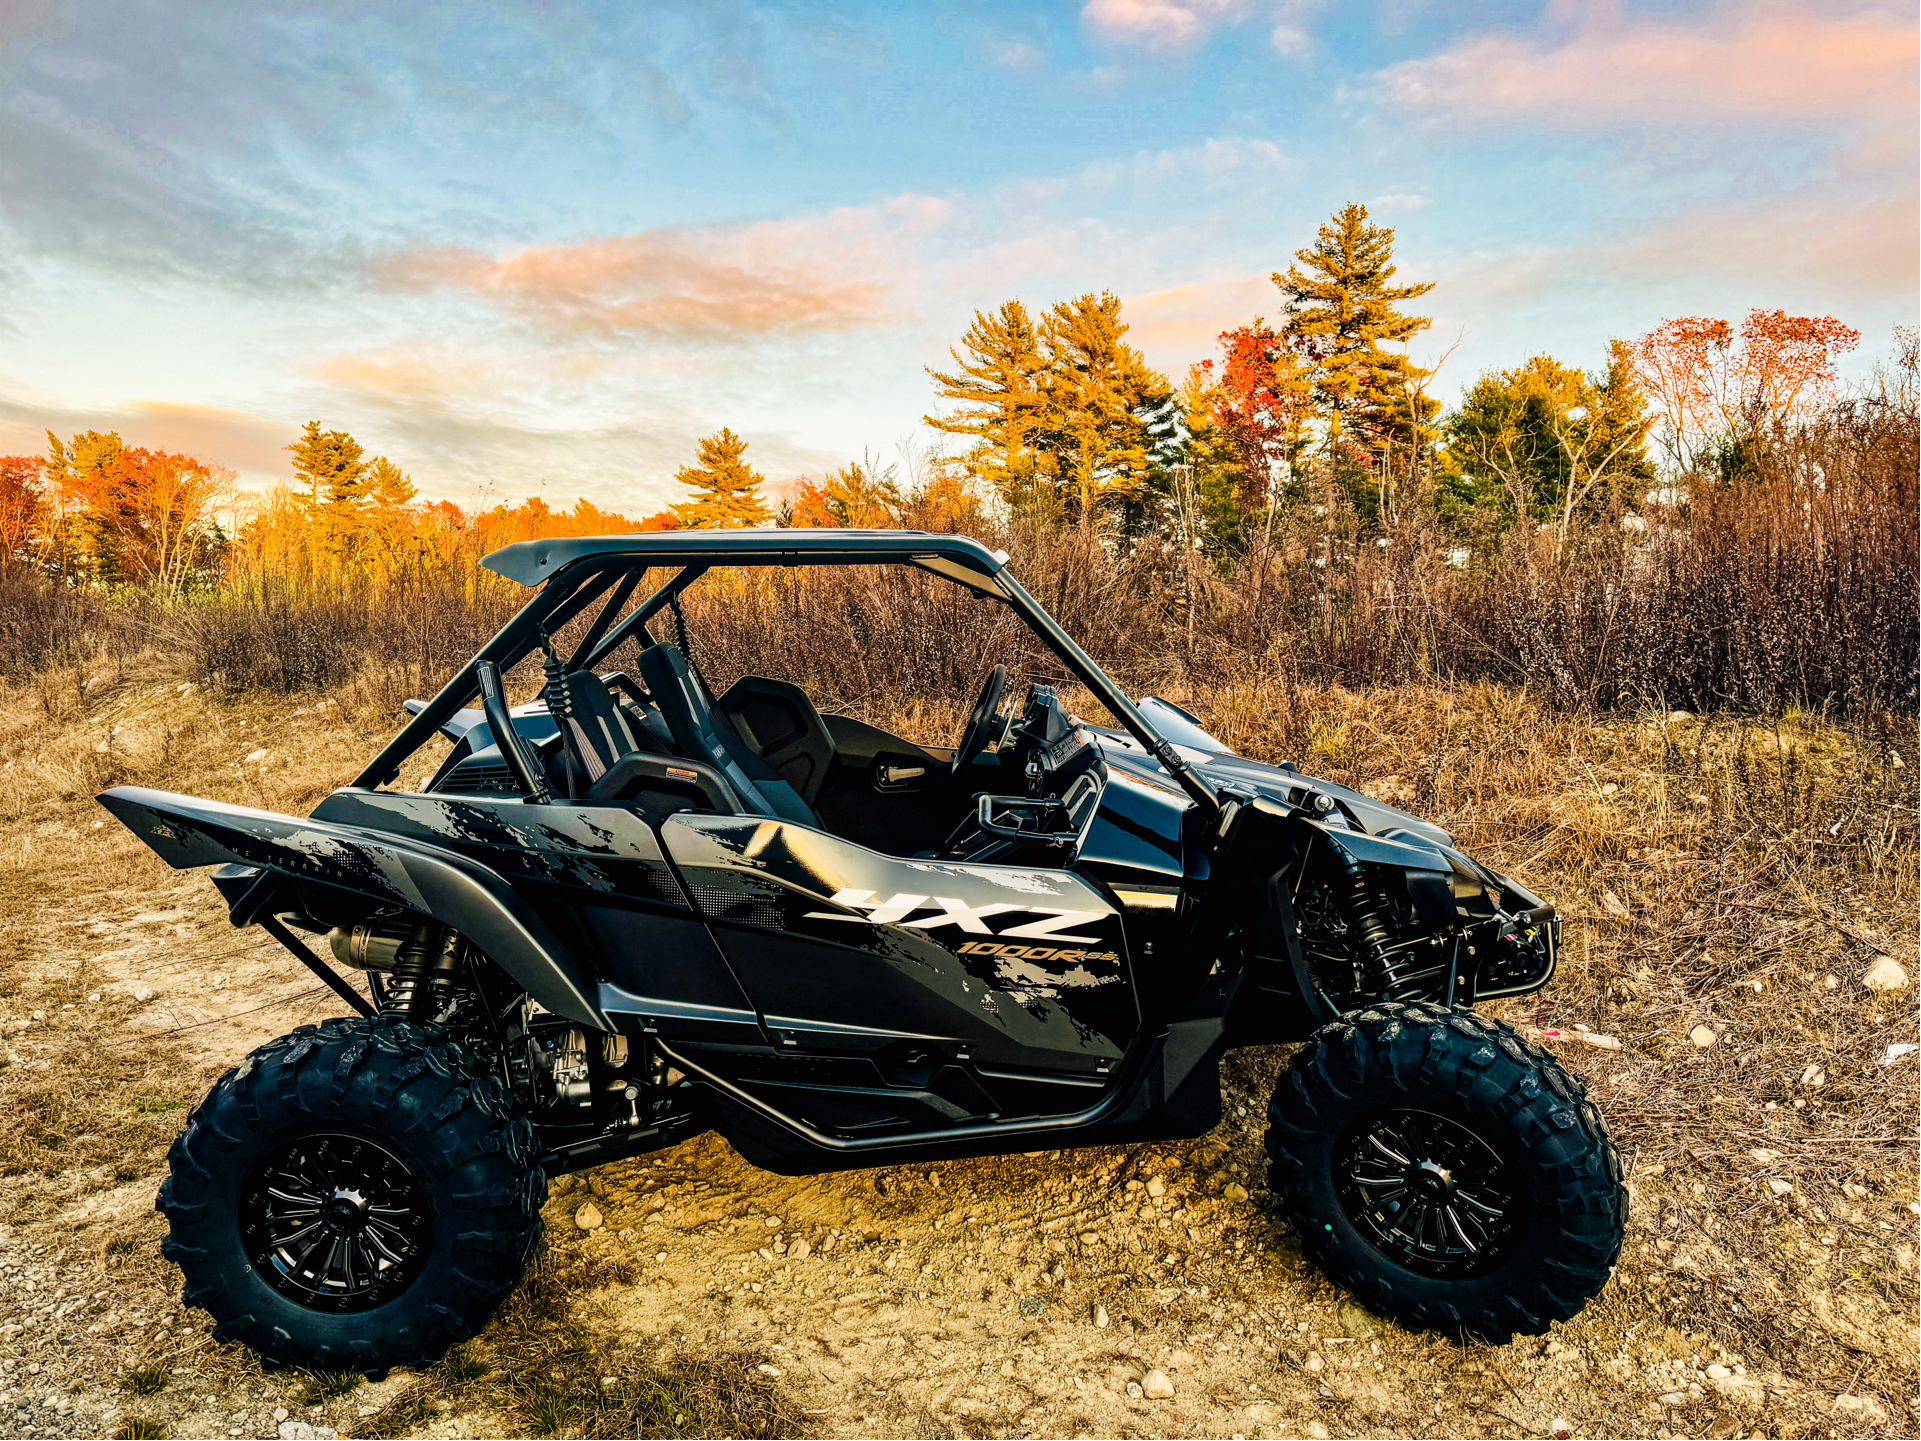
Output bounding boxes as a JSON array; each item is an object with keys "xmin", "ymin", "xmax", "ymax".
[{"xmin": 476, "ymin": 661, "xmax": 552, "ymax": 804}]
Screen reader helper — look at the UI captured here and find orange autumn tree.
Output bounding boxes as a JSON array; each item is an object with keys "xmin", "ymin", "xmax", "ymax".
[
  {"xmin": 786, "ymin": 458, "xmax": 903, "ymax": 528},
  {"xmin": 1631, "ymin": 309, "xmax": 1860, "ymax": 466},
  {"xmin": 86, "ymin": 448, "xmax": 234, "ymax": 596},
  {"xmin": 41, "ymin": 430, "xmax": 231, "ymax": 594},
  {"xmin": 0, "ymin": 455, "xmax": 43, "ymax": 570}
]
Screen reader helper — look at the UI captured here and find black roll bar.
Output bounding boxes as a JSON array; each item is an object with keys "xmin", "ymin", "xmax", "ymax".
[
  {"xmin": 350, "ymin": 548, "xmax": 1221, "ymax": 825},
  {"xmin": 350, "ymin": 566, "xmax": 620, "ymax": 789},
  {"xmin": 580, "ymin": 565, "xmax": 709, "ymax": 672}
]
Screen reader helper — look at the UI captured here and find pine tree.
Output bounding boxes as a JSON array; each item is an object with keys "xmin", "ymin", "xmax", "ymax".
[
  {"xmin": 286, "ymin": 421, "xmax": 372, "ymax": 570},
  {"xmin": 286, "ymin": 421, "xmax": 371, "ymax": 507},
  {"xmin": 924, "ymin": 300, "xmax": 1050, "ymax": 501},
  {"xmin": 1037, "ymin": 292, "xmax": 1175, "ymax": 533},
  {"xmin": 671, "ymin": 429, "xmax": 771, "ymax": 529},
  {"xmin": 43, "ymin": 428, "xmax": 124, "ymax": 485},
  {"xmin": 362, "ymin": 456, "xmax": 419, "ymax": 581},
  {"xmin": 367, "ymin": 456, "xmax": 417, "ymax": 511},
  {"xmin": 1275, "ymin": 203, "xmax": 1435, "ymax": 480}
]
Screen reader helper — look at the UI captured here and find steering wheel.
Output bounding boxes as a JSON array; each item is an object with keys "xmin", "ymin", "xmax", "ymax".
[{"xmin": 951, "ymin": 665, "xmax": 1007, "ymax": 776}]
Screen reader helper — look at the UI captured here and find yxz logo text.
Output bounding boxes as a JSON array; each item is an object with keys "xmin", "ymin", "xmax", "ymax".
[{"xmin": 803, "ymin": 888, "xmax": 1107, "ymax": 944}]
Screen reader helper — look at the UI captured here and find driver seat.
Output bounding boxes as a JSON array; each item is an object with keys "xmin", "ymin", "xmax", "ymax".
[{"xmin": 636, "ymin": 643, "xmax": 820, "ymax": 827}]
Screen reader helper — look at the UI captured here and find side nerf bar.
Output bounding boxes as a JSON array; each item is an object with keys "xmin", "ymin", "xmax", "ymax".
[{"xmin": 96, "ymin": 785, "xmax": 608, "ymax": 1028}]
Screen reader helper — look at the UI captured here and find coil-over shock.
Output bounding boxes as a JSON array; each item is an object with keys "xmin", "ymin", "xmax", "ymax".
[
  {"xmin": 1334, "ymin": 855, "xmax": 1443, "ymax": 1002},
  {"xmin": 331, "ymin": 917, "xmax": 465, "ymax": 1020},
  {"xmin": 383, "ymin": 919, "xmax": 463, "ymax": 1019}
]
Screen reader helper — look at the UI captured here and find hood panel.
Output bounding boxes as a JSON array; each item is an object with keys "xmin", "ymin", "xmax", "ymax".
[{"xmin": 1092, "ymin": 730, "xmax": 1452, "ymax": 848}]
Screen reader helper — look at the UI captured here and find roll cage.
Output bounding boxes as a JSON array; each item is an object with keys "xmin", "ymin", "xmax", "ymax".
[{"xmin": 351, "ymin": 529, "xmax": 1223, "ymax": 820}]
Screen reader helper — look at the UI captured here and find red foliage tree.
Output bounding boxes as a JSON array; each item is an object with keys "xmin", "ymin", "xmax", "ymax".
[
  {"xmin": 1631, "ymin": 309, "xmax": 1859, "ymax": 462},
  {"xmin": 1194, "ymin": 321, "xmax": 1318, "ymax": 510}
]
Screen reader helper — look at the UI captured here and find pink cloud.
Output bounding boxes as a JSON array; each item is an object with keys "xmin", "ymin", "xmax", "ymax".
[
  {"xmin": 0, "ymin": 396, "xmax": 293, "ymax": 478},
  {"xmin": 1377, "ymin": 9, "xmax": 1917, "ymax": 128},
  {"xmin": 371, "ymin": 201, "xmax": 950, "ymax": 341},
  {"xmin": 1081, "ymin": 0, "xmax": 1315, "ymax": 57}
]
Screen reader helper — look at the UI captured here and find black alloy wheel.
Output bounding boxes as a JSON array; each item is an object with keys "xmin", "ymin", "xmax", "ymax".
[
  {"xmin": 1336, "ymin": 1108, "xmax": 1518, "ymax": 1277},
  {"xmin": 159, "ymin": 1015, "xmax": 546, "ymax": 1371},
  {"xmin": 240, "ymin": 1132, "xmax": 432, "ymax": 1312},
  {"xmin": 1264, "ymin": 1001, "xmax": 1627, "ymax": 1343}
]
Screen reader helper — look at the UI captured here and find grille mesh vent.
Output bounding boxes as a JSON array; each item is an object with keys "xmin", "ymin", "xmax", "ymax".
[{"xmin": 441, "ymin": 761, "xmax": 516, "ymax": 793}]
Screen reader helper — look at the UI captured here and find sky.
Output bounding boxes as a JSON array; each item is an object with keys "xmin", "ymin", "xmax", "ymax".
[{"xmin": 0, "ymin": 0, "xmax": 1914, "ymax": 514}]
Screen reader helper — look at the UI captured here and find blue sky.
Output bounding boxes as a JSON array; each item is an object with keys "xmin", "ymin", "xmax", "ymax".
[{"xmin": 1, "ymin": 0, "xmax": 1913, "ymax": 513}]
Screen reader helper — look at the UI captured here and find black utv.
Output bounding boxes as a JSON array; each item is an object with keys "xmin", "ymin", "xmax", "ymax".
[{"xmin": 102, "ymin": 530, "xmax": 1626, "ymax": 1372}]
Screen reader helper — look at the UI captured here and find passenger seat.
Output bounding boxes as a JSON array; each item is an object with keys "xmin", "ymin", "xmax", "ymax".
[
  {"xmin": 635, "ymin": 643, "xmax": 821, "ymax": 827},
  {"xmin": 551, "ymin": 670, "xmax": 666, "ymax": 791}
]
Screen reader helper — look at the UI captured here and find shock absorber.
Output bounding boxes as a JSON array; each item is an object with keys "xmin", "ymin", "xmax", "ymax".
[
  {"xmin": 1337, "ymin": 857, "xmax": 1444, "ymax": 1000},
  {"xmin": 539, "ymin": 628, "xmax": 571, "ymax": 721},
  {"xmin": 382, "ymin": 918, "xmax": 449, "ymax": 1019},
  {"xmin": 1337, "ymin": 856, "xmax": 1398, "ymax": 972}
]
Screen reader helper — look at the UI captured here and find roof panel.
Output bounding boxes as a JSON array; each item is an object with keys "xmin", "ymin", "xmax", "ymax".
[{"xmin": 480, "ymin": 529, "xmax": 1007, "ymax": 586}]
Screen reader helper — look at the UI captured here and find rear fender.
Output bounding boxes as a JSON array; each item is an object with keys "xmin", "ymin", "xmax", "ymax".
[{"xmin": 97, "ymin": 785, "xmax": 607, "ymax": 1027}]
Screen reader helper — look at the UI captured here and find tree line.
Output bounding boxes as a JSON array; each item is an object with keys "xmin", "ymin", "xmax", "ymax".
[
  {"xmin": 0, "ymin": 200, "xmax": 1871, "ymax": 599},
  {"xmin": 682, "ymin": 201, "xmax": 1864, "ymax": 568}
]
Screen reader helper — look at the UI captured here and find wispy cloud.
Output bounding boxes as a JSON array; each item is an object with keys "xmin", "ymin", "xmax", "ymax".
[
  {"xmin": 376, "ymin": 237, "xmax": 882, "ymax": 341},
  {"xmin": 1080, "ymin": 0, "xmax": 1316, "ymax": 57},
  {"xmin": 1376, "ymin": 7, "xmax": 1917, "ymax": 133},
  {"xmin": 0, "ymin": 3, "xmax": 779, "ymax": 289},
  {"xmin": 0, "ymin": 390, "xmax": 295, "ymax": 478},
  {"xmin": 373, "ymin": 198, "xmax": 951, "ymax": 342}
]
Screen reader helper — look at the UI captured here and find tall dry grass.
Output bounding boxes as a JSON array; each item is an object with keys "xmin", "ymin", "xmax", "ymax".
[{"xmin": 0, "ymin": 371, "xmax": 1909, "ymax": 740}]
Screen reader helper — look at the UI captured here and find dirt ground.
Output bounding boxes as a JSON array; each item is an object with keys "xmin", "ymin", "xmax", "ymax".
[{"xmin": 0, "ymin": 667, "xmax": 1915, "ymax": 1440}]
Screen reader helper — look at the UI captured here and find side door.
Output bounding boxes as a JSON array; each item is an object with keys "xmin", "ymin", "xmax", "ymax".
[{"xmin": 658, "ymin": 813, "xmax": 1141, "ymax": 1083}]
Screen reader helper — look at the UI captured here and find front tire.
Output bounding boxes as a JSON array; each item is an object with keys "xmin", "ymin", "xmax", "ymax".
[
  {"xmin": 157, "ymin": 1015, "xmax": 545, "ymax": 1371},
  {"xmin": 1265, "ymin": 1001, "xmax": 1626, "ymax": 1343}
]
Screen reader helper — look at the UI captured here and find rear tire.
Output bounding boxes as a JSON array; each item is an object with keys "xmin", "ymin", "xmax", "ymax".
[
  {"xmin": 157, "ymin": 1015, "xmax": 545, "ymax": 1371},
  {"xmin": 1265, "ymin": 1001, "xmax": 1625, "ymax": 1343}
]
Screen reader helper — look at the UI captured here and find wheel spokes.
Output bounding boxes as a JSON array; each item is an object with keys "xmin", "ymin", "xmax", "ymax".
[
  {"xmin": 1338, "ymin": 1109, "xmax": 1519, "ymax": 1275},
  {"xmin": 1361, "ymin": 1132, "xmax": 1413, "ymax": 1168},
  {"xmin": 243, "ymin": 1132, "xmax": 431, "ymax": 1312}
]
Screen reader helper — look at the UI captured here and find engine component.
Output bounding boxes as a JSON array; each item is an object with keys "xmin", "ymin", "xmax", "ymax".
[{"xmin": 534, "ymin": 1026, "xmax": 593, "ymax": 1105}]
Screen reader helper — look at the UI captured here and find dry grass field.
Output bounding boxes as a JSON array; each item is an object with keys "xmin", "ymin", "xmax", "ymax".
[{"xmin": 0, "ymin": 655, "xmax": 1914, "ymax": 1441}]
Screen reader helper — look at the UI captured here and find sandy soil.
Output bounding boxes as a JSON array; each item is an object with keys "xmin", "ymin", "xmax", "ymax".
[{"xmin": 0, "ymin": 674, "xmax": 1914, "ymax": 1440}]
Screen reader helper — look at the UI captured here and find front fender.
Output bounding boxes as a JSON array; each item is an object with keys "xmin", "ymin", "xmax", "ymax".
[{"xmin": 97, "ymin": 785, "xmax": 607, "ymax": 1027}]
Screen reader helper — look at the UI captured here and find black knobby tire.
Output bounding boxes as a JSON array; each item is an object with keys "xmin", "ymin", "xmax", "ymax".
[
  {"xmin": 1265, "ymin": 1001, "xmax": 1626, "ymax": 1343},
  {"xmin": 157, "ymin": 1015, "xmax": 546, "ymax": 1371}
]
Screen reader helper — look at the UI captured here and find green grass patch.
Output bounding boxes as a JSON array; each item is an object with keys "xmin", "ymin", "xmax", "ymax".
[
  {"xmin": 119, "ymin": 1361, "xmax": 170, "ymax": 1396},
  {"xmin": 294, "ymin": 1371, "xmax": 363, "ymax": 1407},
  {"xmin": 439, "ymin": 1343, "xmax": 489, "ymax": 1384}
]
